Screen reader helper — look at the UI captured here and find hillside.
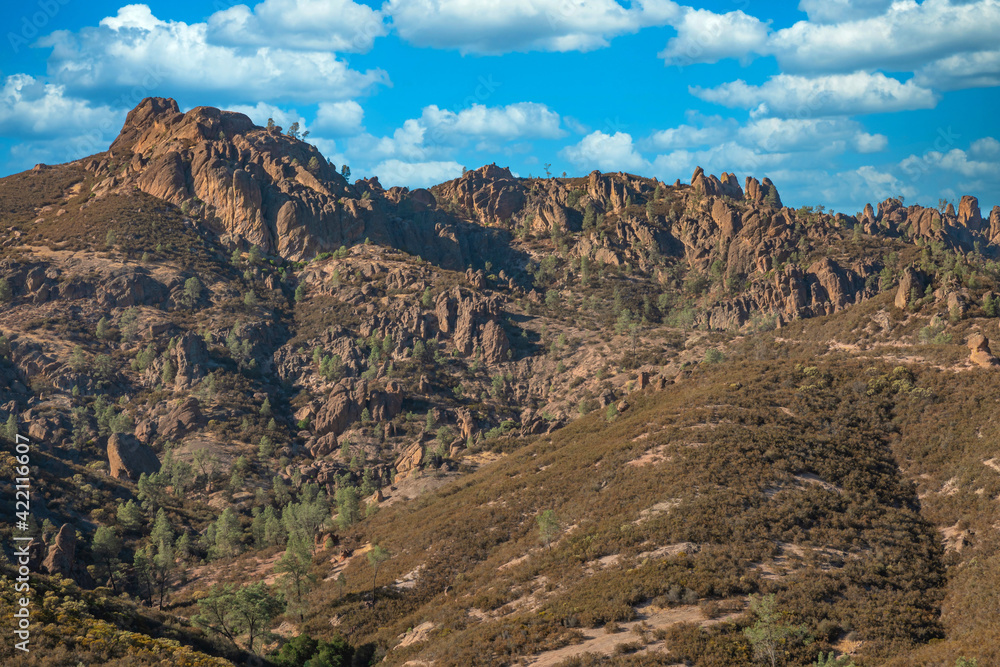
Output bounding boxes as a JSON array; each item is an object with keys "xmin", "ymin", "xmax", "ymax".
[{"xmin": 1, "ymin": 98, "xmax": 999, "ymax": 666}]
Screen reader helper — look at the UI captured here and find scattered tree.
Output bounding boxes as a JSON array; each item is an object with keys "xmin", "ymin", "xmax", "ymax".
[
  {"xmin": 195, "ymin": 582, "xmax": 284, "ymax": 655},
  {"xmin": 91, "ymin": 526, "xmax": 122, "ymax": 593},
  {"xmin": 536, "ymin": 509, "xmax": 559, "ymax": 549},
  {"xmin": 367, "ymin": 543, "xmax": 390, "ymax": 605}
]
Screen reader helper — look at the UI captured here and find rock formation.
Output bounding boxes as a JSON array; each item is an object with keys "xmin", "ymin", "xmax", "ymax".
[
  {"xmin": 968, "ymin": 333, "xmax": 998, "ymax": 367},
  {"xmin": 42, "ymin": 524, "xmax": 77, "ymax": 577},
  {"xmin": 107, "ymin": 433, "xmax": 161, "ymax": 481}
]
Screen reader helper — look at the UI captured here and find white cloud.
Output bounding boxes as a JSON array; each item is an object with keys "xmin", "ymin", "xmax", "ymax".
[
  {"xmin": 314, "ymin": 101, "xmax": 365, "ymax": 135},
  {"xmin": 737, "ymin": 117, "xmax": 887, "ymax": 154},
  {"xmin": 851, "ymin": 132, "xmax": 889, "ymax": 154},
  {"xmin": 0, "ymin": 74, "xmax": 121, "ymax": 138},
  {"xmin": 913, "ymin": 49, "xmax": 1000, "ymax": 91},
  {"xmin": 658, "ymin": 8, "xmax": 770, "ymax": 66},
  {"xmin": 900, "ymin": 145, "xmax": 1000, "ymax": 180},
  {"xmin": 369, "ymin": 159, "xmax": 464, "ymax": 188},
  {"xmin": 39, "ymin": 4, "xmax": 389, "ymax": 102},
  {"xmin": 385, "ymin": 0, "xmax": 682, "ymax": 54},
  {"xmin": 796, "ymin": 0, "xmax": 894, "ymax": 24},
  {"xmin": 970, "ymin": 137, "xmax": 1000, "ymax": 160},
  {"xmin": 345, "ymin": 102, "xmax": 564, "ymax": 167},
  {"xmin": 207, "ymin": 0, "xmax": 388, "ymax": 53},
  {"xmin": 770, "ymin": 0, "xmax": 1000, "ymax": 74},
  {"xmin": 560, "ymin": 131, "xmax": 649, "ymax": 172},
  {"xmin": 691, "ymin": 72, "xmax": 938, "ymax": 117},
  {"xmin": 647, "ymin": 119, "xmax": 735, "ymax": 150},
  {"xmin": 421, "ymin": 103, "xmax": 564, "ymax": 141}
]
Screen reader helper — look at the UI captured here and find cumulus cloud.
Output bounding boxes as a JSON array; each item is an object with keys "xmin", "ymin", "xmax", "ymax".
[
  {"xmin": 736, "ymin": 117, "xmax": 887, "ymax": 154},
  {"xmin": 314, "ymin": 101, "xmax": 365, "ymax": 135},
  {"xmin": 658, "ymin": 8, "xmax": 770, "ymax": 66},
  {"xmin": 385, "ymin": 0, "xmax": 682, "ymax": 54},
  {"xmin": 0, "ymin": 74, "xmax": 121, "ymax": 137},
  {"xmin": 207, "ymin": 0, "xmax": 388, "ymax": 53},
  {"xmin": 560, "ymin": 131, "xmax": 650, "ymax": 172},
  {"xmin": 39, "ymin": 4, "xmax": 389, "ymax": 103},
  {"xmin": 691, "ymin": 72, "xmax": 938, "ymax": 117},
  {"xmin": 346, "ymin": 102, "xmax": 564, "ymax": 166},
  {"xmin": 900, "ymin": 143, "xmax": 1000, "ymax": 180},
  {"xmin": 796, "ymin": 0, "xmax": 894, "ymax": 24},
  {"xmin": 770, "ymin": 0, "xmax": 1000, "ymax": 74},
  {"xmin": 914, "ymin": 49, "xmax": 1000, "ymax": 91},
  {"xmin": 420, "ymin": 103, "xmax": 565, "ymax": 141},
  {"xmin": 369, "ymin": 159, "xmax": 464, "ymax": 188}
]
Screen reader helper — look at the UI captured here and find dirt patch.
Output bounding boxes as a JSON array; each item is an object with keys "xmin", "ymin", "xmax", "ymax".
[{"xmin": 523, "ymin": 601, "xmax": 743, "ymax": 666}]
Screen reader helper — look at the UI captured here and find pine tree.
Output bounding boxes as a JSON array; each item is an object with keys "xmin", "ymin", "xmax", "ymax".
[
  {"xmin": 92, "ymin": 526, "xmax": 122, "ymax": 593},
  {"xmin": 117, "ymin": 499, "xmax": 143, "ymax": 532},
  {"xmin": 276, "ymin": 532, "xmax": 314, "ymax": 621},
  {"xmin": 214, "ymin": 508, "xmax": 242, "ymax": 559}
]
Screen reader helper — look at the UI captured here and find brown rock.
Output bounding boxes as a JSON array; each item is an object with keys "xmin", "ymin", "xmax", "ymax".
[
  {"xmin": 895, "ymin": 268, "xmax": 925, "ymax": 310},
  {"xmin": 807, "ymin": 257, "xmax": 851, "ymax": 310},
  {"xmin": 173, "ymin": 332, "xmax": 209, "ymax": 388},
  {"xmin": 42, "ymin": 524, "xmax": 77, "ymax": 578},
  {"xmin": 957, "ymin": 195, "xmax": 984, "ymax": 231},
  {"xmin": 157, "ymin": 397, "xmax": 204, "ymax": 440},
  {"xmin": 314, "ymin": 386, "xmax": 360, "ymax": 437},
  {"xmin": 134, "ymin": 419, "xmax": 156, "ymax": 444},
  {"xmin": 107, "ymin": 432, "xmax": 161, "ymax": 481},
  {"xmin": 480, "ymin": 320, "xmax": 510, "ymax": 365},
  {"xmin": 636, "ymin": 371, "xmax": 650, "ymax": 391},
  {"xmin": 309, "ymin": 433, "xmax": 339, "ymax": 457},
  {"xmin": 394, "ymin": 442, "xmax": 424, "ymax": 476},
  {"xmin": 968, "ymin": 333, "xmax": 998, "ymax": 368}
]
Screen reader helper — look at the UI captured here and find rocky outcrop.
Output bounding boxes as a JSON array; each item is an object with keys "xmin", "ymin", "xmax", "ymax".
[
  {"xmin": 394, "ymin": 442, "xmax": 424, "ymax": 477},
  {"xmin": 89, "ymin": 98, "xmax": 522, "ymax": 270},
  {"xmin": 744, "ymin": 176, "xmax": 781, "ymax": 207},
  {"xmin": 172, "ymin": 332, "xmax": 209, "ymax": 388},
  {"xmin": 692, "ymin": 167, "xmax": 743, "ymax": 200},
  {"xmin": 957, "ymin": 195, "xmax": 984, "ymax": 231},
  {"xmin": 895, "ymin": 268, "xmax": 926, "ymax": 310},
  {"xmin": 96, "ymin": 270, "xmax": 169, "ymax": 309},
  {"xmin": 968, "ymin": 333, "xmax": 998, "ymax": 368},
  {"xmin": 435, "ymin": 164, "xmax": 525, "ymax": 226},
  {"xmin": 42, "ymin": 524, "xmax": 76, "ymax": 578},
  {"xmin": 157, "ymin": 397, "xmax": 204, "ymax": 440},
  {"xmin": 107, "ymin": 433, "xmax": 161, "ymax": 481},
  {"xmin": 313, "ymin": 380, "xmax": 405, "ymax": 440},
  {"xmin": 434, "ymin": 287, "xmax": 509, "ymax": 363},
  {"xmin": 989, "ymin": 206, "xmax": 1000, "ymax": 244}
]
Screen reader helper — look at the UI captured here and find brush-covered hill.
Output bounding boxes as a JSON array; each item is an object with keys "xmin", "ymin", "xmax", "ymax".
[{"xmin": 1, "ymin": 97, "xmax": 999, "ymax": 666}]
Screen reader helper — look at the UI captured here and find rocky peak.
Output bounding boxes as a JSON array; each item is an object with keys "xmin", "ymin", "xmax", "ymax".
[
  {"xmin": 691, "ymin": 167, "xmax": 743, "ymax": 200},
  {"xmin": 957, "ymin": 195, "xmax": 984, "ymax": 231},
  {"xmin": 108, "ymin": 97, "xmax": 182, "ymax": 155},
  {"xmin": 744, "ymin": 176, "xmax": 780, "ymax": 207}
]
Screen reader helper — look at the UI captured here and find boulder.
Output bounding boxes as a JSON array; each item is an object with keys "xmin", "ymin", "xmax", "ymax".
[
  {"xmin": 394, "ymin": 442, "xmax": 424, "ymax": 476},
  {"xmin": 314, "ymin": 386, "xmax": 360, "ymax": 437},
  {"xmin": 107, "ymin": 432, "xmax": 161, "ymax": 480},
  {"xmin": 42, "ymin": 524, "xmax": 77, "ymax": 578},
  {"xmin": 480, "ymin": 320, "xmax": 510, "ymax": 365},
  {"xmin": 157, "ymin": 397, "xmax": 204, "ymax": 440},
  {"xmin": 895, "ymin": 268, "xmax": 925, "ymax": 310},
  {"xmin": 173, "ymin": 332, "xmax": 209, "ymax": 388},
  {"xmin": 968, "ymin": 333, "xmax": 998, "ymax": 368}
]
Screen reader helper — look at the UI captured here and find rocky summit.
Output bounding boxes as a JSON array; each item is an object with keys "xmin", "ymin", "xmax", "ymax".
[{"xmin": 1, "ymin": 98, "xmax": 1000, "ymax": 667}]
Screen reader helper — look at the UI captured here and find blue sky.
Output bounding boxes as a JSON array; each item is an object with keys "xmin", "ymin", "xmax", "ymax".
[{"xmin": 2, "ymin": 0, "xmax": 999, "ymax": 215}]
